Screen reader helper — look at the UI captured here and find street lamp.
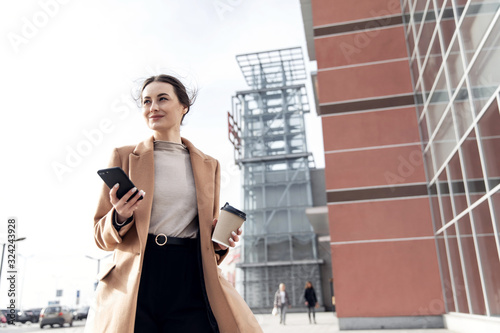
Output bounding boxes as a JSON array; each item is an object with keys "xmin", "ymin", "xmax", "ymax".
[
  {"xmin": 85, "ymin": 254, "xmax": 112, "ymax": 290},
  {"xmin": 85, "ymin": 254, "xmax": 112, "ymax": 275},
  {"xmin": 0, "ymin": 237, "xmax": 27, "ymax": 290}
]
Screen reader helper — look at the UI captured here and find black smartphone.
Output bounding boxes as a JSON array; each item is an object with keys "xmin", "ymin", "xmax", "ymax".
[{"xmin": 97, "ymin": 167, "xmax": 143, "ymax": 201}]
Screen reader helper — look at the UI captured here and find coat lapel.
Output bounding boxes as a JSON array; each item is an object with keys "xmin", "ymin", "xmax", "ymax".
[
  {"xmin": 128, "ymin": 136, "xmax": 155, "ymax": 251},
  {"xmin": 182, "ymin": 137, "xmax": 217, "ymax": 244}
]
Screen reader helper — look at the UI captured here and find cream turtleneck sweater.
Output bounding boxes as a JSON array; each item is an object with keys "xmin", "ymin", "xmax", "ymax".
[{"xmin": 148, "ymin": 140, "xmax": 198, "ymax": 238}]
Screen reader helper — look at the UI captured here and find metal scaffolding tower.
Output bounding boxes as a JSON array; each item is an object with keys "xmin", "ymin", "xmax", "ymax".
[{"xmin": 228, "ymin": 47, "xmax": 323, "ymax": 310}]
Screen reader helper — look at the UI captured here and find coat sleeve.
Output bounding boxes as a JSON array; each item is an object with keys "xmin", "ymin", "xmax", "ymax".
[
  {"xmin": 93, "ymin": 148, "xmax": 135, "ymax": 251},
  {"xmin": 213, "ymin": 160, "xmax": 229, "ymax": 265}
]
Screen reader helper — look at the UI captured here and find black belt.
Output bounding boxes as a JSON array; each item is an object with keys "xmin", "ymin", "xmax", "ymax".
[{"xmin": 147, "ymin": 233, "xmax": 197, "ymax": 247}]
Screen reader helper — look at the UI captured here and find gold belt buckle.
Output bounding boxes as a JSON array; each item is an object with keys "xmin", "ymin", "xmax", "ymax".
[{"xmin": 155, "ymin": 233, "xmax": 167, "ymax": 246}]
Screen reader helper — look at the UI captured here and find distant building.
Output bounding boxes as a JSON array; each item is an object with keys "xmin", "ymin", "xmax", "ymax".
[
  {"xmin": 300, "ymin": 0, "xmax": 500, "ymax": 331},
  {"xmin": 228, "ymin": 47, "xmax": 331, "ymax": 312}
]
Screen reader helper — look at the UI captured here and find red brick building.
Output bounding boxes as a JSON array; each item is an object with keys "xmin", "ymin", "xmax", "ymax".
[{"xmin": 300, "ymin": 0, "xmax": 500, "ymax": 330}]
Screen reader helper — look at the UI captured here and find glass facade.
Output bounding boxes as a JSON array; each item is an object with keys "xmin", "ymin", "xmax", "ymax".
[{"xmin": 402, "ymin": 0, "xmax": 500, "ymax": 316}]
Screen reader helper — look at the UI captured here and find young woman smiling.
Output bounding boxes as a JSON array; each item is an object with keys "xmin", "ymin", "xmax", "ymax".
[{"xmin": 89, "ymin": 75, "xmax": 262, "ymax": 333}]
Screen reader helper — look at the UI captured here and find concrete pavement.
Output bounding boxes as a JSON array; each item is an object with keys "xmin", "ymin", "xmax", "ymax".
[
  {"xmin": 0, "ymin": 312, "xmax": 458, "ymax": 332},
  {"xmin": 257, "ymin": 312, "xmax": 456, "ymax": 333}
]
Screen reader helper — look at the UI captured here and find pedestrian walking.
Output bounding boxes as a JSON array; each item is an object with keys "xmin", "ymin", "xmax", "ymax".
[
  {"xmin": 273, "ymin": 283, "xmax": 291, "ymax": 325},
  {"xmin": 88, "ymin": 74, "xmax": 262, "ymax": 332},
  {"xmin": 304, "ymin": 281, "xmax": 319, "ymax": 324}
]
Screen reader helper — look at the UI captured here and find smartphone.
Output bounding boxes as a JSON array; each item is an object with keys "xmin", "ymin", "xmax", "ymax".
[{"xmin": 97, "ymin": 167, "xmax": 143, "ymax": 201}]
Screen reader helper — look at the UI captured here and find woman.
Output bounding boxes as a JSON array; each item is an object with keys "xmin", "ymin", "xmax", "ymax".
[
  {"xmin": 273, "ymin": 283, "xmax": 290, "ymax": 325},
  {"xmin": 88, "ymin": 75, "xmax": 262, "ymax": 332},
  {"xmin": 304, "ymin": 281, "xmax": 318, "ymax": 324}
]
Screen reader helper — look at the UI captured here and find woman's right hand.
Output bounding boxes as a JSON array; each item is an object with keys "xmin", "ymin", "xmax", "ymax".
[{"xmin": 109, "ymin": 184, "xmax": 146, "ymax": 223}]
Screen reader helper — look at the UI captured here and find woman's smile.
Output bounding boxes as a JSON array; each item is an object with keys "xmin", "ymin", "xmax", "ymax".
[{"xmin": 149, "ymin": 114, "xmax": 164, "ymax": 121}]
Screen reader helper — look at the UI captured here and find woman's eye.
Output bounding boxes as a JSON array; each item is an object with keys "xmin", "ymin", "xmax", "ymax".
[
  {"xmin": 160, "ymin": 97, "xmax": 168, "ymax": 101},
  {"xmin": 143, "ymin": 100, "xmax": 151, "ymax": 105}
]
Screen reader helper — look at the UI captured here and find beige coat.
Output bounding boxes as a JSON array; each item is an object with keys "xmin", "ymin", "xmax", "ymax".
[{"xmin": 86, "ymin": 136, "xmax": 262, "ymax": 332}]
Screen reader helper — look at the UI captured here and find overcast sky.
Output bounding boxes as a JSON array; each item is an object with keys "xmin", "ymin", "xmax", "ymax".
[{"xmin": 0, "ymin": 0, "xmax": 324, "ymax": 309}]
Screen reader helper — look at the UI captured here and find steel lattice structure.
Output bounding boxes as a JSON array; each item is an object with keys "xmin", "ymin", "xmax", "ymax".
[{"xmin": 228, "ymin": 47, "xmax": 323, "ymax": 310}]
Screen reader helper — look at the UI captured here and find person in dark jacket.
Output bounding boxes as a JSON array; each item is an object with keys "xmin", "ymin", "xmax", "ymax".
[
  {"xmin": 273, "ymin": 283, "xmax": 291, "ymax": 325},
  {"xmin": 304, "ymin": 281, "xmax": 318, "ymax": 324}
]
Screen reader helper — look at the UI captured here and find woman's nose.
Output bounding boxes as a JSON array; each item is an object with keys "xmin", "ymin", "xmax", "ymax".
[{"xmin": 150, "ymin": 100, "xmax": 159, "ymax": 111}]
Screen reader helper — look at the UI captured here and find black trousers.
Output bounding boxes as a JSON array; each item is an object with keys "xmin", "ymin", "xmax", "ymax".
[
  {"xmin": 134, "ymin": 234, "xmax": 218, "ymax": 333},
  {"xmin": 307, "ymin": 305, "xmax": 316, "ymax": 321}
]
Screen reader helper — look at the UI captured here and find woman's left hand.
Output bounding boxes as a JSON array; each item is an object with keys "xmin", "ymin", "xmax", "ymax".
[{"xmin": 212, "ymin": 218, "xmax": 242, "ymax": 251}]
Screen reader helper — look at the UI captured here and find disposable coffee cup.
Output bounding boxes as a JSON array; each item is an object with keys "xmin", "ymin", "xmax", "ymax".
[{"xmin": 212, "ymin": 202, "xmax": 246, "ymax": 248}]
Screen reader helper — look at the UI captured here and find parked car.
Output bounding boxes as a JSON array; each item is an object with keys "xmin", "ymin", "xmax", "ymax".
[
  {"xmin": 17, "ymin": 308, "xmax": 42, "ymax": 323},
  {"xmin": 30, "ymin": 308, "xmax": 42, "ymax": 322},
  {"xmin": 39, "ymin": 306, "xmax": 73, "ymax": 328},
  {"xmin": 0, "ymin": 309, "xmax": 19, "ymax": 323},
  {"xmin": 0, "ymin": 310, "xmax": 8, "ymax": 323},
  {"xmin": 73, "ymin": 306, "xmax": 89, "ymax": 320},
  {"xmin": 17, "ymin": 310, "xmax": 34, "ymax": 324},
  {"xmin": 17, "ymin": 310, "xmax": 31, "ymax": 324}
]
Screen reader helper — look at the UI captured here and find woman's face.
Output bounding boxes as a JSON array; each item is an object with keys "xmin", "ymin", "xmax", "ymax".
[
  {"xmin": 280, "ymin": 285, "xmax": 285, "ymax": 291},
  {"xmin": 141, "ymin": 81, "xmax": 187, "ymax": 133}
]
